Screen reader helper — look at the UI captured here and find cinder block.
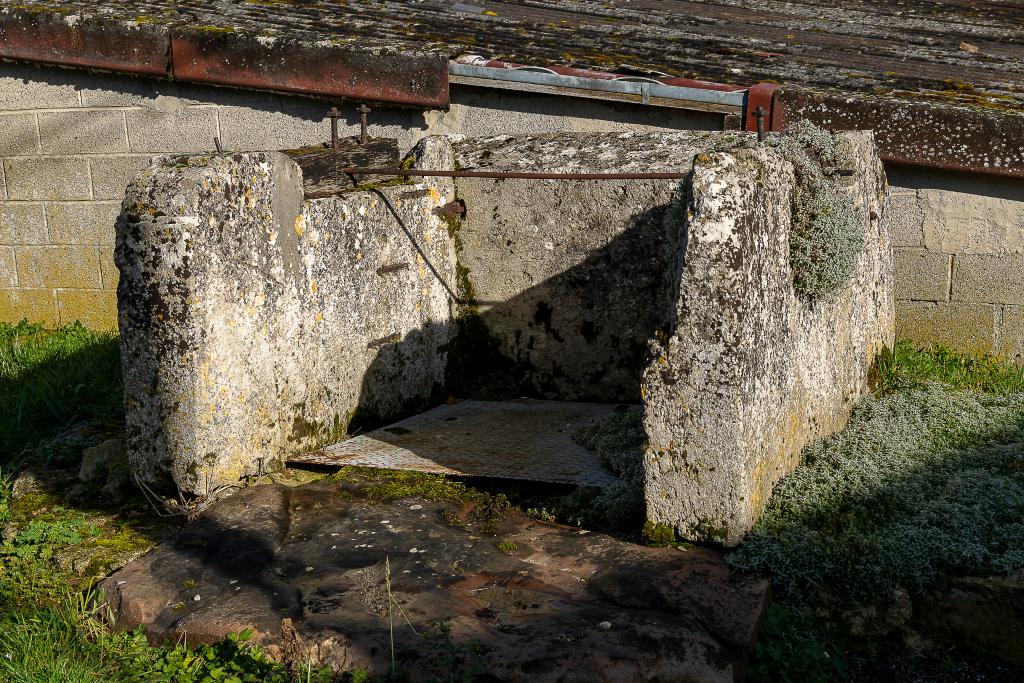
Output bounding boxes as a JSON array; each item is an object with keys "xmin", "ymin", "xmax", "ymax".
[
  {"xmin": 0, "ymin": 203, "xmax": 47, "ymax": 245},
  {"xmin": 15, "ymin": 245, "xmax": 101, "ymax": 289},
  {"xmin": 999, "ymin": 306, "xmax": 1024, "ymax": 361},
  {"xmin": 884, "ymin": 190, "xmax": 924, "ymax": 247},
  {"xmin": 125, "ymin": 109, "xmax": 219, "ymax": 153},
  {"xmin": 951, "ymin": 254, "xmax": 1024, "ymax": 304},
  {"xmin": 99, "ymin": 246, "xmax": 118, "ymax": 289},
  {"xmin": 0, "ymin": 246, "xmax": 16, "ymax": 287},
  {"xmin": 896, "ymin": 300, "xmax": 995, "ymax": 353},
  {"xmin": 0, "ymin": 113, "xmax": 39, "ymax": 155},
  {"xmin": 57, "ymin": 289, "xmax": 118, "ymax": 330},
  {"xmin": 3, "ymin": 158, "xmax": 91, "ymax": 200},
  {"xmin": 89, "ymin": 156, "xmax": 152, "ymax": 199},
  {"xmin": 38, "ymin": 111, "xmax": 128, "ymax": 154},
  {"xmin": 921, "ymin": 188, "xmax": 1024, "ymax": 255},
  {"xmin": 0, "ymin": 63, "xmax": 79, "ymax": 110},
  {"xmin": 894, "ymin": 248, "xmax": 949, "ymax": 301},
  {"xmin": 217, "ymin": 106, "xmax": 326, "ymax": 152},
  {"xmin": 0, "ymin": 288, "xmax": 58, "ymax": 327},
  {"xmin": 45, "ymin": 202, "xmax": 120, "ymax": 245}
]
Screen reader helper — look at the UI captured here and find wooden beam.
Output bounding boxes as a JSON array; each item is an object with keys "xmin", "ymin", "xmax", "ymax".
[{"xmin": 283, "ymin": 138, "xmax": 401, "ymax": 198}]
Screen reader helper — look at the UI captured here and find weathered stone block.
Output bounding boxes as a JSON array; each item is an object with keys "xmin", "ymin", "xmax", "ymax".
[
  {"xmin": 57, "ymin": 289, "xmax": 118, "ymax": 330},
  {"xmin": 896, "ymin": 301, "xmax": 995, "ymax": 353},
  {"xmin": 0, "ymin": 63, "xmax": 80, "ymax": 110},
  {"xmin": 215, "ymin": 105, "xmax": 326, "ymax": 152},
  {"xmin": 17, "ymin": 245, "xmax": 101, "ymax": 289},
  {"xmin": 89, "ymin": 156, "xmax": 156, "ymax": 200},
  {"xmin": 884, "ymin": 189, "xmax": 924, "ymax": 247},
  {"xmin": 117, "ymin": 141, "xmax": 458, "ymax": 495},
  {"xmin": 0, "ymin": 202, "xmax": 47, "ymax": 245},
  {"xmin": 894, "ymin": 248, "xmax": 949, "ymax": 301},
  {"xmin": 3, "ymin": 158, "xmax": 91, "ymax": 200},
  {"xmin": 0, "ymin": 288, "xmax": 58, "ymax": 327},
  {"xmin": 0, "ymin": 246, "xmax": 16, "ymax": 287},
  {"xmin": 99, "ymin": 248, "xmax": 118, "ymax": 290},
  {"xmin": 999, "ymin": 305, "xmax": 1024, "ymax": 361},
  {"xmin": 0, "ymin": 113, "xmax": 38, "ymax": 156},
  {"xmin": 125, "ymin": 109, "xmax": 219, "ymax": 154},
  {"xmin": 38, "ymin": 111, "xmax": 128, "ymax": 154},
  {"xmin": 449, "ymin": 131, "xmax": 711, "ymax": 401},
  {"xmin": 951, "ymin": 253, "xmax": 1024, "ymax": 304},
  {"xmin": 45, "ymin": 201, "xmax": 120, "ymax": 245},
  {"xmin": 921, "ymin": 188, "xmax": 1024, "ymax": 255},
  {"xmin": 643, "ymin": 132, "xmax": 892, "ymax": 546}
]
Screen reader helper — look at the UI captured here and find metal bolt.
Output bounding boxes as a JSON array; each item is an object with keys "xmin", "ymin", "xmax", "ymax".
[
  {"xmin": 327, "ymin": 106, "xmax": 341, "ymax": 149},
  {"xmin": 357, "ymin": 103, "xmax": 371, "ymax": 145},
  {"xmin": 753, "ymin": 107, "xmax": 767, "ymax": 142}
]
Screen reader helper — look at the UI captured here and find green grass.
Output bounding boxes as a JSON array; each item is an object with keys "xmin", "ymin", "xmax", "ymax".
[
  {"xmin": 876, "ymin": 340, "xmax": 1024, "ymax": 394},
  {"xmin": 733, "ymin": 342, "xmax": 1024, "ymax": 681},
  {"xmin": 0, "ymin": 320, "xmax": 122, "ymax": 461}
]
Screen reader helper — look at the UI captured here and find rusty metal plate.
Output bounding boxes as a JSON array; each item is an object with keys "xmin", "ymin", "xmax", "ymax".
[
  {"xmin": 170, "ymin": 29, "xmax": 449, "ymax": 108},
  {"xmin": 774, "ymin": 87, "xmax": 1024, "ymax": 178},
  {"xmin": 290, "ymin": 399, "xmax": 621, "ymax": 488},
  {"xmin": 0, "ymin": 8, "xmax": 169, "ymax": 75}
]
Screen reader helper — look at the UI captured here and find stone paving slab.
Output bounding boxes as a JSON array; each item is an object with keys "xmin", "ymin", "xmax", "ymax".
[
  {"xmin": 289, "ymin": 399, "xmax": 620, "ymax": 488},
  {"xmin": 99, "ymin": 477, "xmax": 770, "ymax": 681}
]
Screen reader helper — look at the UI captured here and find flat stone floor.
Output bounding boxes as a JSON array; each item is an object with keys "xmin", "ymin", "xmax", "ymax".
[
  {"xmin": 100, "ymin": 474, "xmax": 770, "ymax": 681},
  {"xmin": 289, "ymin": 399, "xmax": 620, "ymax": 488}
]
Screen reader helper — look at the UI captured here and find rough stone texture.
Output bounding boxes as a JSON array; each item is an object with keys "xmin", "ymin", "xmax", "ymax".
[
  {"xmin": 642, "ymin": 132, "xmax": 892, "ymax": 546},
  {"xmin": 57, "ymin": 289, "xmax": 118, "ymax": 330},
  {"xmin": 45, "ymin": 201, "xmax": 120, "ymax": 244},
  {"xmin": 951, "ymin": 254, "xmax": 1024, "ymax": 304},
  {"xmin": 38, "ymin": 110, "xmax": 128, "ymax": 154},
  {"xmin": 2, "ymin": 157, "xmax": 91, "ymax": 200},
  {"xmin": 449, "ymin": 131, "xmax": 715, "ymax": 401},
  {"xmin": 894, "ymin": 248, "xmax": 950, "ymax": 302},
  {"xmin": 15, "ymin": 245, "xmax": 101, "ymax": 289},
  {"xmin": 999, "ymin": 305, "xmax": 1024, "ymax": 361},
  {"xmin": 100, "ymin": 478, "xmax": 770, "ymax": 681},
  {"xmin": 117, "ymin": 140, "xmax": 457, "ymax": 495},
  {"xmin": 896, "ymin": 301, "xmax": 996, "ymax": 354}
]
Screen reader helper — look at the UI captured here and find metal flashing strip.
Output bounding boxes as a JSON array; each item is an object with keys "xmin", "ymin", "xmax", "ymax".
[{"xmin": 449, "ymin": 62, "xmax": 746, "ymax": 114}]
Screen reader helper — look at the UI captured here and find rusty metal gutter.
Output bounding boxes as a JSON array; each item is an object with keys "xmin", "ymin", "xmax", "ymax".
[{"xmin": 0, "ymin": 7, "xmax": 448, "ymax": 108}]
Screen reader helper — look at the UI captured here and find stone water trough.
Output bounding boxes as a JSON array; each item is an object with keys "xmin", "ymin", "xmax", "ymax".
[
  {"xmin": 116, "ymin": 130, "xmax": 891, "ymax": 545},
  {"xmin": 106, "ymin": 130, "xmax": 891, "ymax": 678}
]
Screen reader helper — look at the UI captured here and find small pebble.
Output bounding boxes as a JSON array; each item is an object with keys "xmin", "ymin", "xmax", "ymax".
[
  {"xmin": 305, "ymin": 566, "xmax": 314, "ymax": 572},
  {"xmin": 598, "ymin": 621, "xmax": 611, "ymax": 630},
  {"xmin": 193, "ymin": 594, "xmax": 201, "ymax": 602}
]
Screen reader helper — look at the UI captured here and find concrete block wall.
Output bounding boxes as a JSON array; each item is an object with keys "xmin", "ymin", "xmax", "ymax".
[
  {"xmin": 0, "ymin": 63, "xmax": 718, "ymax": 331},
  {"xmin": 888, "ymin": 165, "xmax": 1024, "ymax": 360}
]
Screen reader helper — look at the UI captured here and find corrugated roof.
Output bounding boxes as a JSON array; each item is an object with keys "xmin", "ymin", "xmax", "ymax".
[{"xmin": 2, "ymin": 0, "xmax": 1022, "ymax": 111}]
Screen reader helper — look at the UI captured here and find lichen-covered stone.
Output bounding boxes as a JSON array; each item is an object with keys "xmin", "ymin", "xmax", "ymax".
[
  {"xmin": 116, "ymin": 140, "xmax": 458, "ymax": 495},
  {"xmin": 642, "ymin": 131, "xmax": 892, "ymax": 546},
  {"xmin": 450, "ymin": 132, "xmax": 716, "ymax": 400}
]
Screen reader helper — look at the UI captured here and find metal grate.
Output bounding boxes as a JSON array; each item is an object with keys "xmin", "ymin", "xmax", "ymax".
[{"xmin": 289, "ymin": 399, "xmax": 622, "ymax": 488}]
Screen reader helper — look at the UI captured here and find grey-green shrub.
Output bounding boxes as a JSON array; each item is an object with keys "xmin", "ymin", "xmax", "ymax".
[{"xmin": 729, "ymin": 385, "xmax": 1024, "ymax": 601}]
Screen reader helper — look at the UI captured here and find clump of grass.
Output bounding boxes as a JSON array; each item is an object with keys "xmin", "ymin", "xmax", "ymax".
[
  {"xmin": 876, "ymin": 340, "xmax": 1024, "ymax": 395},
  {"xmin": 730, "ymin": 384, "xmax": 1024, "ymax": 601},
  {"xmin": 0, "ymin": 320, "xmax": 122, "ymax": 462}
]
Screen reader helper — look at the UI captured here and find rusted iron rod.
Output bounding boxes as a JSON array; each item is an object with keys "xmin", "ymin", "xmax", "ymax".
[{"xmin": 338, "ymin": 167, "xmax": 689, "ymax": 179}]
